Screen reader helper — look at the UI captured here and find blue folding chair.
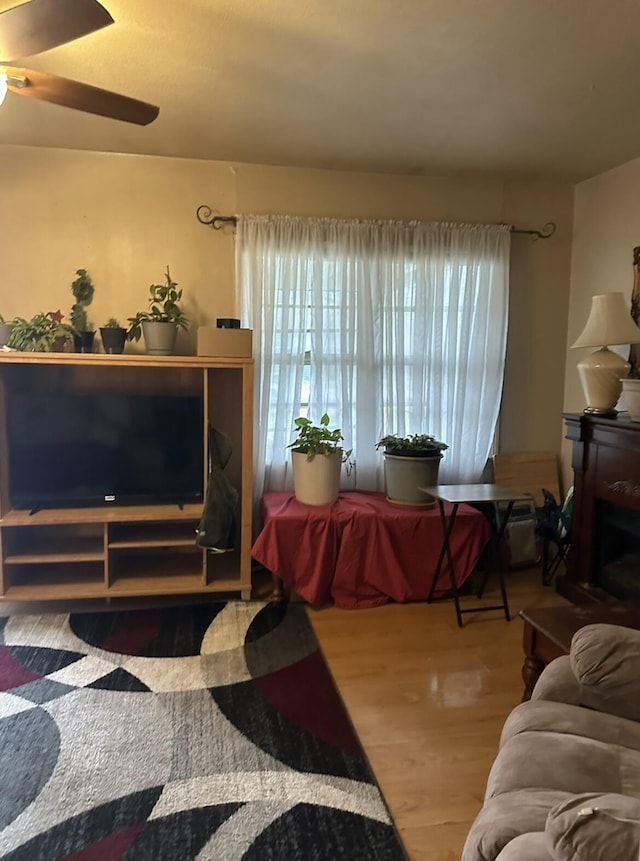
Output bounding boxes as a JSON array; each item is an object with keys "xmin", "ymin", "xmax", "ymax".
[{"xmin": 535, "ymin": 487, "xmax": 572, "ymax": 586}]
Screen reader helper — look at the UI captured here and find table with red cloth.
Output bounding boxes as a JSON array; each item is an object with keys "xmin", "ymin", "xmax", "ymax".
[{"xmin": 251, "ymin": 490, "xmax": 491, "ymax": 609}]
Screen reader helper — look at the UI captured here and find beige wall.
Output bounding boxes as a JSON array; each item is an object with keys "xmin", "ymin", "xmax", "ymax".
[
  {"xmin": 1, "ymin": 144, "xmax": 573, "ymax": 460},
  {"xmin": 563, "ymin": 156, "xmax": 640, "ymax": 489}
]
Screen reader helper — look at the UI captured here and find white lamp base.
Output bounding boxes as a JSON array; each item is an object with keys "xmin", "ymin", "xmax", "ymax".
[{"xmin": 576, "ymin": 346, "xmax": 630, "ymax": 414}]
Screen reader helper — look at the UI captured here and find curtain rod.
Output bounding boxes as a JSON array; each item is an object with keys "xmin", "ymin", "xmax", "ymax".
[{"xmin": 195, "ymin": 206, "xmax": 556, "ymax": 240}]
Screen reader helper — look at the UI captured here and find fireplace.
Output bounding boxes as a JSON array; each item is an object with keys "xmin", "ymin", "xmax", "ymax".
[
  {"xmin": 561, "ymin": 413, "xmax": 640, "ymax": 603},
  {"xmin": 594, "ymin": 500, "xmax": 640, "ymax": 601}
]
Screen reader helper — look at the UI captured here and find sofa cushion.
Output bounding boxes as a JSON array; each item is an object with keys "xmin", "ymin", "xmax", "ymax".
[
  {"xmin": 495, "ymin": 832, "xmax": 552, "ymax": 860},
  {"xmin": 500, "ymin": 699, "xmax": 640, "ymax": 752},
  {"xmin": 545, "ymin": 792, "xmax": 640, "ymax": 861},
  {"xmin": 461, "ymin": 789, "xmax": 571, "ymax": 861},
  {"xmin": 487, "ymin": 729, "xmax": 640, "ymax": 799},
  {"xmin": 571, "ymin": 624, "xmax": 640, "ymax": 722},
  {"xmin": 530, "ymin": 654, "xmax": 581, "ymax": 705}
]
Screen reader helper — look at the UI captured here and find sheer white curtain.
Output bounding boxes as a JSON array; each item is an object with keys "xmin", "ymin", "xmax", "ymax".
[{"xmin": 237, "ymin": 215, "xmax": 510, "ymax": 508}]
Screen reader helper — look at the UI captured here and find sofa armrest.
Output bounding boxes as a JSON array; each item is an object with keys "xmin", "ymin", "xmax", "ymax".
[
  {"xmin": 570, "ymin": 623, "xmax": 640, "ymax": 722},
  {"xmin": 530, "ymin": 655, "xmax": 582, "ymax": 705}
]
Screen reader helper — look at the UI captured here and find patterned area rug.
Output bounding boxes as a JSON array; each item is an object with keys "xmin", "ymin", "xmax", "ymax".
[{"xmin": 0, "ymin": 601, "xmax": 408, "ymax": 860}]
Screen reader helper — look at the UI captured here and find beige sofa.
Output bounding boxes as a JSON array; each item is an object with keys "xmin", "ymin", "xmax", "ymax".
[{"xmin": 462, "ymin": 623, "xmax": 640, "ymax": 861}]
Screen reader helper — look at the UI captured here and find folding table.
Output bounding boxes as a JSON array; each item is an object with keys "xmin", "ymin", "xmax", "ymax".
[{"xmin": 421, "ymin": 483, "xmax": 534, "ymax": 627}]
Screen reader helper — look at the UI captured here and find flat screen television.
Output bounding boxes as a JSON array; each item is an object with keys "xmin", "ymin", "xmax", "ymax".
[{"xmin": 7, "ymin": 391, "xmax": 204, "ymax": 510}]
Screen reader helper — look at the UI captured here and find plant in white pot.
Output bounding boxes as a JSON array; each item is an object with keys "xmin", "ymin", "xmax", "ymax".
[
  {"xmin": 375, "ymin": 433, "xmax": 448, "ymax": 506},
  {"xmin": 126, "ymin": 266, "xmax": 189, "ymax": 355},
  {"xmin": 0, "ymin": 314, "xmax": 17, "ymax": 347},
  {"xmin": 287, "ymin": 413, "xmax": 353, "ymax": 506},
  {"xmin": 621, "ymin": 366, "xmax": 640, "ymax": 421}
]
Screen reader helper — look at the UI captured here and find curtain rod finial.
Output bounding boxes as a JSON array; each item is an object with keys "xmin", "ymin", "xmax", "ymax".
[
  {"xmin": 197, "ymin": 205, "xmax": 237, "ymax": 230},
  {"xmin": 510, "ymin": 221, "xmax": 556, "ymax": 241}
]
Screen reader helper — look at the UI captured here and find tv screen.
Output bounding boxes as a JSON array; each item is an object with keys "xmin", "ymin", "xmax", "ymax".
[{"xmin": 7, "ymin": 391, "xmax": 204, "ymax": 509}]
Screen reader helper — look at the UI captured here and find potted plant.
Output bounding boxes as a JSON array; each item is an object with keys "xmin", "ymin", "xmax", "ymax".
[
  {"xmin": 70, "ymin": 268, "xmax": 96, "ymax": 353},
  {"xmin": 375, "ymin": 433, "xmax": 448, "ymax": 506},
  {"xmin": 287, "ymin": 413, "xmax": 353, "ymax": 505},
  {"xmin": 99, "ymin": 317, "xmax": 127, "ymax": 354},
  {"xmin": 7, "ymin": 311, "xmax": 74, "ymax": 352},
  {"xmin": 0, "ymin": 314, "xmax": 16, "ymax": 347},
  {"xmin": 126, "ymin": 266, "xmax": 189, "ymax": 355}
]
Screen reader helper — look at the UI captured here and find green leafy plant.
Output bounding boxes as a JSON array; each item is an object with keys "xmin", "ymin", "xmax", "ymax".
[
  {"xmin": 287, "ymin": 413, "xmax": 354, "ymax": 470},
  {"xmin": 126, "ymin": 266, "xmax": 190, "ymax": 342},
  {"xmin": 70, "ymin": 268, "xmax": 94, "ymax": 334},
  {"xmin": 70, "ymin": 304, "xmax": 88, "ymax": 332},
  {"xmin": 71, "ymin": 269, "xmax": 94, "ymax": 305},
  {"xmin": 7, "ymin": 312, "xmax": 73, "ymax": 352},
  {"xmin": 103, "ymin": 317, "xmax": 123, "ymax": 328},
  {"xmin": 375, "ymin": 433, "xmax": 448, "ymax": 453}
]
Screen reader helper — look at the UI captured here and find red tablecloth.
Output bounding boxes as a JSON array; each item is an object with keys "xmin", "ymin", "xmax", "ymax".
[{"xmin": 251, "ymin": 490, "xmax": 491, "ymax": 609}]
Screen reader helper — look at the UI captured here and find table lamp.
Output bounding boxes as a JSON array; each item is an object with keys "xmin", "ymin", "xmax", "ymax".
[{"xmin": 571, "ymin": 292, "xmax": 640, "ymax": 414}]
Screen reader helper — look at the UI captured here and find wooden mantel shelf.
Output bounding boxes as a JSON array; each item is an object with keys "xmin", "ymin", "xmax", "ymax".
[{"xmin": 0, "ymin": 351, "xmax": 252, "ymax": 370}]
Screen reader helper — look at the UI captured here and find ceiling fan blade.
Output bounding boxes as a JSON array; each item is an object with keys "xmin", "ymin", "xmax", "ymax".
[
  {"xmin": 5, "ymin": 67, "xmax": 159, "ymax": 125},
  {"xmin": 0, "ymin": 0, "xmax": 113, "ymax": 64}
]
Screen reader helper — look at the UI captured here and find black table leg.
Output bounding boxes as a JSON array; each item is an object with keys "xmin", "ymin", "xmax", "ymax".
[
  {"xmin": 476, "ymin": 501, "xmax": 513, "ymax": 618},
  {"xmin": 429, "ymin": 497, "xmax": 513, "ymax": 626},
  {"xmin": 492, "ymin": 499, "xmax": 513, "ymax": 622},
  {"xmin": 427, "ymin": 500, "xmax": 464, "ymax": 628}
]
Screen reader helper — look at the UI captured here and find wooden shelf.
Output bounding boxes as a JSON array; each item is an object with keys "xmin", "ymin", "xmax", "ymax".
[
  {"xmin": 0, "ymin": 352, "xmax": 251, "ymax": 370},
  {"xmin": 4, "ymin": 563, "xmax": 105, "ymax": 599},
  {"xmin": 4, "ymin": 535, "xmax": 105, "ymax": 563},
  {"xmin": 6, "ymin": 551, "xmax": 106, "ymax": 565},
  {"xmin": 0, "ymin": 353, "xmax": 254, "ymax": 602},
  {"xmin": 0, "ymin": 504, "xmax": 203, "ymax": 527},
  {"xmin": 109, "ymin": 520, "xmax": 199, "ymax": 548},
  {"xmin": 110, "ymin": 549, "xmax": 203, "ymax": 576},
  {"xmin": 109, "ymin": 573, "xmax": 204, "ymax": 594}
]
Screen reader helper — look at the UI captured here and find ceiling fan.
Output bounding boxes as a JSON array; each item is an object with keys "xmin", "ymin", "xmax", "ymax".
[{"xmin": 0, "ymin": 0, "xmax": 159, "ymax": 125}]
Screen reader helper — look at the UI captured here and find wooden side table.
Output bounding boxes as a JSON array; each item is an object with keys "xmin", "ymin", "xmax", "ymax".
[{"xmin": 519, "ymin": 603, "xmax": 640, "ymax": 700}]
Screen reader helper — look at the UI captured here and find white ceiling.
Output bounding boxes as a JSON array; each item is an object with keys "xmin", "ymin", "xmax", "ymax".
[{"xmin": 1, "ymin": 0, "xmax": 640, "ymax": 182}]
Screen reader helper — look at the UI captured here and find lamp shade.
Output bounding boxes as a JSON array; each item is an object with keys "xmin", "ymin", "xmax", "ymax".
[{"xmin": 571, "ymin": 292, "xmax": 640, "ymax": 349}]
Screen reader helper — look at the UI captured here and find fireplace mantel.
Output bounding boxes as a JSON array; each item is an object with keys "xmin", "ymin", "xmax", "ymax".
[{"xmin": 561, "ymin": 412, "xmax": 640, "ymax": 603}]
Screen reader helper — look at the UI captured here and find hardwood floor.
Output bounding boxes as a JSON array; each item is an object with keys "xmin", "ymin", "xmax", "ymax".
[{"xmin": 307, "ymin": 565, "xmax": 568, "ymax": 861}]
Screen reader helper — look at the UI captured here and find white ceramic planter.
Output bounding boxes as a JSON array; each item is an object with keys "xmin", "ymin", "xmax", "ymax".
[
  {"xmin": 292, "ymin": 450, "xmax": 342, "ymax": 505},
  {"xmin": 621, "ymin": 378, "xmax": 640, "ymax": 421},
  {"xmin": 142, "ymin": 321, "xmax": 178, "ymax": 355},
  {"xmin": 0, "ymin": 322, "xmax": 14, "ymax": 347},
  {"xmin": 383, "ymin": 452, "xmax": 443, "ymax": 506}
]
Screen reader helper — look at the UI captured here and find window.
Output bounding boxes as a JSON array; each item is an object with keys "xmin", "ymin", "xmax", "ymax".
[{"xmin": 238, "ymin": 216, "xmax": 510, "ymax": 504}]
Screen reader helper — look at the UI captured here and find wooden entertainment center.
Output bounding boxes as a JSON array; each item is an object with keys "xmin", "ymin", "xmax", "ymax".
[{"xmin": 0, "ymin": 352, "xmax": 253, "ymax": 602}]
